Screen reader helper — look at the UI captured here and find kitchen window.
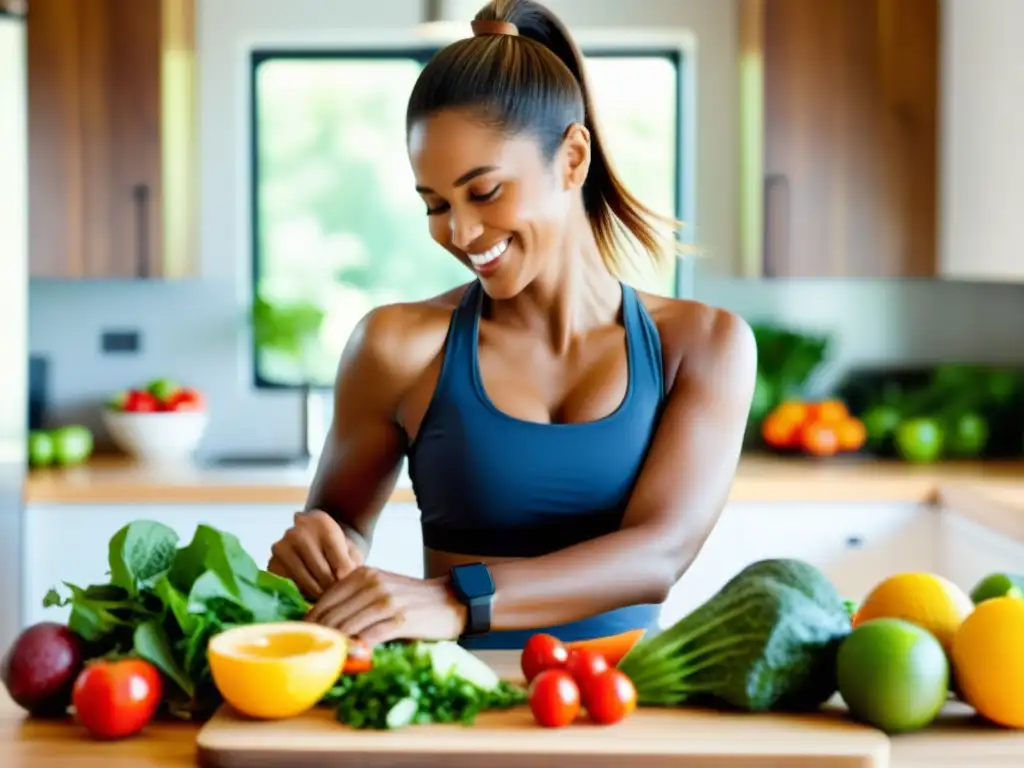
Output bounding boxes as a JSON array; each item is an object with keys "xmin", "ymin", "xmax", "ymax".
[{"xmin": 250, "ymin": 46, "xmax": 692, "ymax": 388}]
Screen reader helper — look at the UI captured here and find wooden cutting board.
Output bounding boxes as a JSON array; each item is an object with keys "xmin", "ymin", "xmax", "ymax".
[
  {"xmin": 195, "ymin": 651, "xmax": 890, "ymax": 768},
  {"xmin": 196, "ymin": 701, "xmax": 890, "ymax": 767}
]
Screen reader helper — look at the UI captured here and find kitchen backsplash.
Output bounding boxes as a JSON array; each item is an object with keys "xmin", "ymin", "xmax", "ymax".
[
  {"xmin": 697, "ymin": 276, "xmax": 1024, "ymax": 391},
  {"xmin": 29, "ymin": 275, "xmax": 1024, "ymax": 456}
]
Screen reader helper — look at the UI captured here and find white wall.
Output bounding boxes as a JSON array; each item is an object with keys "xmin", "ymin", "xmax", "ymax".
[{"xmin": 939, "ymin": 0, "xmax": 1024, "ymax": 281}]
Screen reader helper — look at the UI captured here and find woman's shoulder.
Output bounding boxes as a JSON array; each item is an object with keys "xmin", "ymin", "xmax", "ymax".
[
  {"xmin": 337, "ymin": 282, "xmax": 474, "ymax": 387},
  {"xmin": 634, "ymin": 290, "xmax": 756, "ymax": 388},
  {"xmin": 360, "ymin": 282, "xmax": 471, "ymax": 335}
]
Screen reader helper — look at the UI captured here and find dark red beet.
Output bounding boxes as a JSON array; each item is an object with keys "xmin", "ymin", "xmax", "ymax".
[{"xmin": 1, "ymin": 622, "xmax": 85, "ymax": 716}]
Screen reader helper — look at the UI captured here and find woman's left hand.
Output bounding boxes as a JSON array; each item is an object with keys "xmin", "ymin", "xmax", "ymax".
[{"xmin": 305, "ymin": 566, "xmax": 468, "ymax": 646}]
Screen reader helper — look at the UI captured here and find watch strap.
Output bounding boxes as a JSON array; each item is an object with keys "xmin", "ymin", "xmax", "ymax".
[
  {"xmin": 450, "ymin": 563, "xmax": 494, "ymax": 637},
  {"xmin": 464, "ymin": 595, "xmax": 492, "ymax": 637}
]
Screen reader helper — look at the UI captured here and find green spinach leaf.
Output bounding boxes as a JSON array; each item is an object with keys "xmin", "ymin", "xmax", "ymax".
[
  {"xmin": 108, "ymin": 521, "xmax": 179, "ymax": 593},
  {"xmin": 43, "ymin": 519, "xmax": 312, "ymax": 722},
  {"xmin": 153, "ymin": 573, "xmax": 197, "ymax": 636},
  {"xmin": 169, "ymin": 525, "xmax": 259, "ymax": 597},
  {"xmin": 134, "ymin": 619, "xmax": 194, "ymax": 698}
]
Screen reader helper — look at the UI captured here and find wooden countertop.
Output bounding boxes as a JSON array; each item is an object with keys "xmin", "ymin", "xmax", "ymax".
[
  {"xmin": 24, "ymin": 454, "xmax": 1024, "ymax": 507},
  {"xmin": 1, "ymin": 651, "xmax": 1021, "ymax": 767},
  {"xmin": 24, "ymin": 456, "xmax": 412, "ymax": 506}
]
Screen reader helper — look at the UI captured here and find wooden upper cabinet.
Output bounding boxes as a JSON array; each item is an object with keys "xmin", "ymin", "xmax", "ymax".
[
  {"xmin": 738, "ymin": 0, "xmax": 940, "ymax": 278},
  {"xmin": 27, "ymin": 0, "xmax": 197, "ymax": 279}
]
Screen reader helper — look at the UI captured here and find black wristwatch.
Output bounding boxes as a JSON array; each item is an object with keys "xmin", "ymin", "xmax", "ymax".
[{"xmin": 448, "ymin": 562, "xmax": 495, "ymax": 637}]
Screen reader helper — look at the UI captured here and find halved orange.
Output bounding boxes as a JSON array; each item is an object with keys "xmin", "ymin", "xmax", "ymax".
[{"xmin": 207, "ymin": 622, "xmax": 348, "ymax": 719}]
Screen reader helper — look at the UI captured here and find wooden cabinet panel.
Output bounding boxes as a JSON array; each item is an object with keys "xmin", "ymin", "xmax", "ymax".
[
  {"xmin": 27, "ymin": 0, "xmax": 195, "ymax": 279},
  {"xmin": 79, "ymin": 0, "xmax": 164, "ymax": 278},
  {"xmin": 25, "ymin": 0, "xmax": 84, "ymax": 277},
  {"xmin": 741, "ymin": 0, "xmax": 940, "ymax": 278}
]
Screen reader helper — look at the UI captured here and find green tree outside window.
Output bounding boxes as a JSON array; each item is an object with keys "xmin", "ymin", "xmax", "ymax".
[{"xmin": 252, "ymin": 52, "xmax": 682, "ymax": 388}]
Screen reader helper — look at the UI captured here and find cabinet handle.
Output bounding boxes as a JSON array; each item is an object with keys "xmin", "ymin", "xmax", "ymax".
[
  {"xmin": 763, "ymin": 174, "xmax": 790, "ymax": 278},
  {"xmin": 133, "ymin": 184, "xmax": 151, "ymax": 279}
]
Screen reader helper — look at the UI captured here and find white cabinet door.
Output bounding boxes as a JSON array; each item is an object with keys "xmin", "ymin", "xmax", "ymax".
[
  {"xmin": 23, "ymin": 502, "xmax": 423, "ymax": 628},
  {"xmin": 937, "ymin": 508, "xmax": 1024, "ymax": 593},
  {"xmin": 362, "ymin": 502, "xmax": 424, "ymax": 578},
  {"xmin": 660, "ymin": 502, "xmax": 938, "ymax": 628}
]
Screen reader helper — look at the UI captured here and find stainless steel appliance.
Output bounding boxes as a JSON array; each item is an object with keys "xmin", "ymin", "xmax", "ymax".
[{"xmin": 0, "ymin": 2, "xmax": 28, "ymax": 651}]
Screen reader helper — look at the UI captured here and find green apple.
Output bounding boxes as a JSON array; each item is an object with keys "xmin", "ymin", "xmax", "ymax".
[
  {"xmin": 27, "ymin": 431, "xmax": 55, "ymax": 468},
  {"xmin": 50, "ymin": 426, "xmax": 94, "ymax": 466},
  {"xmin": 107, "ymin": 390, "xmax": 129, "ymax": 411},
  {"xmin": 146, "ymin": 377, "xmax": 180, "ymax": 404}
]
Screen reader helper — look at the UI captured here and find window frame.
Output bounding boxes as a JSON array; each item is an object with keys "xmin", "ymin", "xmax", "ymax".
[{"xmin": 248, "ymin": 32, "xmax": 696, "ymax": 390}]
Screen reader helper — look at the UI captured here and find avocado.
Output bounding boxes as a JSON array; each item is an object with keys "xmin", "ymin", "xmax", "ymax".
[{"xmin": 1, "ymin": 622, "xmax": 85, "ymax": 716}]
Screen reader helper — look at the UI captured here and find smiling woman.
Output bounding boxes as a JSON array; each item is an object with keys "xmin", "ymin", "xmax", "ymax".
[
  {"xmin": 267, "ymin": 0, "xmax": 756, "ymax": 652},
  {"xmin": 250, "ymin": 39, "xmax": 685, "ymax": 387}
]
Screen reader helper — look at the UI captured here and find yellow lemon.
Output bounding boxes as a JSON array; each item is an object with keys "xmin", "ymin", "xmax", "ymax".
[
  {"xmin": 952, "ymin": 596, "xmax": 1024, "ymax": 729},
  {"xmin": 853, "ymin": 572, "xmax": 973, "ymax": 654},
  {"xmin": 207, "ymin": 622, "xmax": 348, "ymax": 719}
]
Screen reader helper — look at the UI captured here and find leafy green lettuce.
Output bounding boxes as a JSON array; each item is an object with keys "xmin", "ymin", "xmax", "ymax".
[{"xmin": 43, "ymin": 520, "xmax": 310, "ymax": 720}]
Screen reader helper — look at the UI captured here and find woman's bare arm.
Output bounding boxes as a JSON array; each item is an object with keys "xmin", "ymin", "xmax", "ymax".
[
  {"xmin": 269, "ymin": 304, "xmax": 434, "ymax": 597},
  {"xmin": 482, "ymin": 305, "xmax": 758, "ymax": 630},
  {"xmin": 302, "ymin": 307, "xmax": 417, "ymax": 555}
]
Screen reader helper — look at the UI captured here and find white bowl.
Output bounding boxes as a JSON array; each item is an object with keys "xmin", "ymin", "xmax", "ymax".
[{"xmin": 102, "ymin": 409, "xmax": 209, "ymax": 463}]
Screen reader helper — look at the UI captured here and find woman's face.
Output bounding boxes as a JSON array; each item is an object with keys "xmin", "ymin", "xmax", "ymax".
[{"xmin": 408, "ymin": 109, "xmax": 590, "ymax": 300}]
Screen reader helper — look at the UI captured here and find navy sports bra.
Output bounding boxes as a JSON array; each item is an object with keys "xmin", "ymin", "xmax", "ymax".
[{"xmin": 406, "ymin": 280, "xmax": 667, "ymax": 649}]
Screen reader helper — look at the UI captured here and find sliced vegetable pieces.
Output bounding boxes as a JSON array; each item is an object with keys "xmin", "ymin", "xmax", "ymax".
[{"xmin": 321, "ymin": 640, "xmax": 526, "ymax": 730}]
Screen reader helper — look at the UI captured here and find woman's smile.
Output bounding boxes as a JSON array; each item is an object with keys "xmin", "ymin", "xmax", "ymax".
[{"xmin": 466, "ymin": 236, "xmax": 512, "ymax": 275}]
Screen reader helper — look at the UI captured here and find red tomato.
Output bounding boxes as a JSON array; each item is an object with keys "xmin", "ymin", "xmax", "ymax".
[
  {"xmin": 124, "ymin": 390, "xmax": 158, "ymax": 413},
  {"xmin": 167, "ymin": 388, "xmax": 205, "ymax": 412},
  {"xmin": 343, "ymin": 638, "xmax": 373, "ymax": 674},
  {"xmin": 72, "ymin": 659, "xmax": 162, "ymax": 739},
  {"xmin": 584, "ymin": 668, "xmax": 637, "ymax": 725},
  {"xmin": 528, "ymin": 669, "xmax": 580, "ymax": 728},
  {"xmin": 565, "ymin": 648, "xmax": 609, "ymax": 699},
  {"xmin": 521, "ymin": 633, "xmax": 569, "ymax": 684}
]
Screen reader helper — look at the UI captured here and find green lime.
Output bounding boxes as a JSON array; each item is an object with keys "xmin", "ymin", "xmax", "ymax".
[
  {"xmin": 837, "ymin": 618, "xmax": 949, "ymax": 734},
  {"xmin": 970, "ymin": 573, "xmax": 1024, "ymax": 605},
  {"xmin": 861, "ymin": 405, "xmax": 901, "ymax": 450},
  {"xmin": 946, "ymin": 412, "xmax": 989, "ymax": 458},
  {"xmin": 27, "ymin": 431, "xmax": 54, "ymax": 468},
  {"xmin": 895, "ymin": 418, "xmax": 944, "ymax": 463}
]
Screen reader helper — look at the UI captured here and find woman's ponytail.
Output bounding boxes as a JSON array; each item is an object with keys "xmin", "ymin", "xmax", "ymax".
[{"xmin": 408, "ymin": 0, "xmax": 687, "ymax": 279}]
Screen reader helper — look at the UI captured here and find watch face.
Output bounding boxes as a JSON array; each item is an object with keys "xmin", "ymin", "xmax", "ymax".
[{"xmin": 455, "ymin": 563, "xmax": 495, "ymax": 599}]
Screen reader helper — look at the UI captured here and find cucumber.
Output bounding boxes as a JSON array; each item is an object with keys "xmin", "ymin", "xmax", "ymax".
[
  {"xmin": 425, "ymin": 641, "xmax": 500, "ymax": 692},
  {"xmin": 385, "ymin": 697, "xmax": 419, "ymax": 729}
]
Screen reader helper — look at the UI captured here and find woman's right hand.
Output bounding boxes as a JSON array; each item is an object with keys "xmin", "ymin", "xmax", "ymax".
[{"xmin": 268, "ymin": 510, "xmax": 365, "ymax": 600}]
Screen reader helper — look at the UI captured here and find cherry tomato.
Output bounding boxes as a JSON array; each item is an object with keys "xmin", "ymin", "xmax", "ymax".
[
  {"xmin": 72, "ymin": 659, "xmax": 162, "ymax": 740},
  {"xmin": 343, "ymin": 638, "xmax": 373, "ymax": 674},
  {"xmin": 528, "ymin": 669, "xmax": 580, "ymax": 728},
  {"xmin": 565, "ymin": 647, "xmax": 609, "ymax": 698},
  {"xmin": 521, "ymin": 633, "xmax": 569, "ymax": 684},
  {"xmin": 584, "ymin": 668, "xmax": 637, "ymax": 725}
]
